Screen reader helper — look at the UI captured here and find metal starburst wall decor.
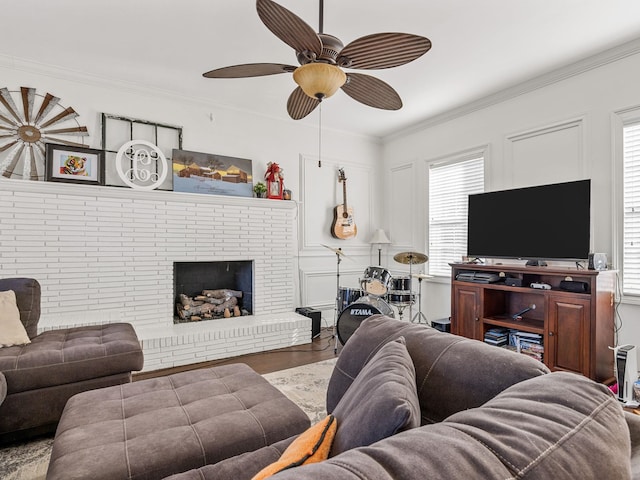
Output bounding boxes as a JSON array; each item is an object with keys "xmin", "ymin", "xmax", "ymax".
[{"xmin": 0, "ymin": 86, "xmax": 88, "ymax": 180}]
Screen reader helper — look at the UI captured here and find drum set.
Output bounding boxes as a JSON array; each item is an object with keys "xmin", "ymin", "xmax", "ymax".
[{"xmin": 325, "ymin": 245, "xmax": 429, "ymax": 347}]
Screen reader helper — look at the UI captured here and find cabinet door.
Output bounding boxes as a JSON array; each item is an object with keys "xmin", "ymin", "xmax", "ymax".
[
  {"xmin": 452, "ymin": 285, "xmax": 481, "ymax": 340},
  {"xmin": 547, "ymin": 295, "xmax": 591, "ymax": 376}
]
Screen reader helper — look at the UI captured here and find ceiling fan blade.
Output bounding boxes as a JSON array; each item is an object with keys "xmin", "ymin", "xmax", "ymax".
[
  {"xmin": 287, "ymin": 87, "xmax": 320, "ymax": 120},
  {"xmin": 341, "ymin": 73, "xmax": 402, "ymax": 110},
  {"xmin": 339, "ymin": 33, "xmax": 431, "ymax": 70},
  {"xmin": 203, "ymin": 63, "xmax": 296, "ymax": 78},
  {"xmin": 257, "ymin": 0, "xmax": 322, "ymax": 57}
]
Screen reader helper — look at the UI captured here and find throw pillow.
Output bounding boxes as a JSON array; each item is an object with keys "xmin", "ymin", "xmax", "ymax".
[
  {"xmin": 251, "ymin": 414, "xmax": 337, "ymax": 480},
  {"xmin": 330, "ymin": 336, "xmax": 420, "ymax": 456},
  {"xmin": 0, "ymin": 290, "xmax": 31, "ymax": 347}
]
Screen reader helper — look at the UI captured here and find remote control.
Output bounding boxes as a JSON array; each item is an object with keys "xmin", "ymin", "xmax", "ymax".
[{"xmin": 530, "ymin": 282, "xmax": 551, "ymax": 290}]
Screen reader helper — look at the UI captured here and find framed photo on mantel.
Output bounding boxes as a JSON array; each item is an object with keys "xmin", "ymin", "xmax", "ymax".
[{"xmin": 45, "ymin": 143, "xmax": 105, "ymax": 186}]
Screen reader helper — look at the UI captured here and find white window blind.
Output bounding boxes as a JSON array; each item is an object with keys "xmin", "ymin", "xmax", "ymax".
[
  {"xmin": 623, "ymin": 122, "xmax": 640, "ymax": 295},
  {"xmin": 428, "ymin": 157, "xmax": 484, "ymax": 277}
]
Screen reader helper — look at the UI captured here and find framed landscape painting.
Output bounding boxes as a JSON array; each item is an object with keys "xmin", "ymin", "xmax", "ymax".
[{"xmin": 172, "ymin": 149, "xmax": 253, "ymax": 197}]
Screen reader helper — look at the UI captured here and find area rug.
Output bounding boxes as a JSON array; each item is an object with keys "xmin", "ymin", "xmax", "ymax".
[
  {"xmin": 262, "ymin": 358, "xmax": 336, "ymax": 424},
  {"xmin": 0, "ymin": 358, "xmax": 337, "ymax": 480}
]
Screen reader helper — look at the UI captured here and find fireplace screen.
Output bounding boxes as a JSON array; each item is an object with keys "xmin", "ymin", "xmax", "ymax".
[{"xmin": 174, "ymin": 261, "xmax": 253, "ymax": 323}]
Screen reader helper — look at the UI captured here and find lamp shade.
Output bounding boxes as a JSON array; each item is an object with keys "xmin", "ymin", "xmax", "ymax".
[
  {"xmin": 293, "ymin": 63, "xmax": 347, "ymax": 100},
  {"xmin": 369, "ymin": 229, "xmax": 391, "ymax": 245}
]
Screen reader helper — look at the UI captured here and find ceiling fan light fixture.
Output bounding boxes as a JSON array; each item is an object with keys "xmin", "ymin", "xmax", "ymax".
[{"xmin": 293, "ymin": 63, "xmax": 346, "ymax": 100}]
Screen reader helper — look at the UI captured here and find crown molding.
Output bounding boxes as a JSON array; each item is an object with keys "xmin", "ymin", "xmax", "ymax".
[
  {"xmin": 0, "ymin": 54, "xmax": 376, "ymax": 143},
  {"xmin": 384, "ymin": 36, "xmax": 640, "ymax": 142}
]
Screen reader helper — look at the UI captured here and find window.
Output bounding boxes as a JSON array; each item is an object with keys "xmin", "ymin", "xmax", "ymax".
[
  {"xmin": 622, "ymin": 121, "xmax": 640, "ymax": 296},
  {"xmin": 428, "ymin": 155, "xmax": 484, "ymax": 277}
]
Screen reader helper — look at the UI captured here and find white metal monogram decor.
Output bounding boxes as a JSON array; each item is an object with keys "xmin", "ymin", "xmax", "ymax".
[{"xmin": 115, "ymin": 140, "xmax": 169, "ymax": 190}]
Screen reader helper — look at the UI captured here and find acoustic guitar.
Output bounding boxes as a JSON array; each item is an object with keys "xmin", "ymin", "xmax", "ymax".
[{"xmin": 331, "ymin": 168, "xmax": 357, "ymax": 239}]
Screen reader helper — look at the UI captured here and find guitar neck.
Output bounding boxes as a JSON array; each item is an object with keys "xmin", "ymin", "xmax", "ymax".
[{"xmin": 342, "ymin": 179, "xmax": 348, "ymax": 210}]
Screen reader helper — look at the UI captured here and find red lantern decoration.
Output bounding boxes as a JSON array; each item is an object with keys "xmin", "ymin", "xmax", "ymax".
[{"xmin": 264, "ymin": 162, "xmax": 284, "ymax": 199}]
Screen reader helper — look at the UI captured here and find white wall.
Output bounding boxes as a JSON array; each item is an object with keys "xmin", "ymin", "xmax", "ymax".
[
  {"xmin": 6, "ymin": 38, "xmax": 640, "ymax": 367},
  {"xmin": 0, "ymin": 57, "xmax": 383, "ymax": 329},
  {"xmin": 382, "ymin": 40, "xmax": 640, "ymax": 366}
]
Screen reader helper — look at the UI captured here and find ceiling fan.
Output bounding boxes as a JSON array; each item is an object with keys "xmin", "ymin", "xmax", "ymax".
[{"xmin": 203, "ymin": 0, "xmax": 432, "ymax": 120}]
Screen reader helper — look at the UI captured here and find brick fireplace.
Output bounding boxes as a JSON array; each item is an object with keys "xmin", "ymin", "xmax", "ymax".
[{"xmin": 0, "ymin": 179, "xmax": 311, "ymax": 371}]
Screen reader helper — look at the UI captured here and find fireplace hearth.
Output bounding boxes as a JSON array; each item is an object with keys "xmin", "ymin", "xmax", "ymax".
[{"xmin": 174, "ymin": 261, "xmax": 253, "ymax": 323}]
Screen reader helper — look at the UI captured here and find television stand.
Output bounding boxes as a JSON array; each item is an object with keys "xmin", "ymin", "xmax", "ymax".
[
  {"xmin": 449, "ymin": 262, "xmax": 615, "ymax": 383},
  {"xmin": 466, "ymin": 257, "xmax": 485, "ymax": 264},
  {"xmin": 525, "ymin": 259, "xmax": 547, "ymax": 267}
]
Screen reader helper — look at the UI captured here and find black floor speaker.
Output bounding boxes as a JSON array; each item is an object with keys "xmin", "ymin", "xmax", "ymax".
[{"xmin": 296, "ymin": 307, "xmax": 322, "ymax": 338}]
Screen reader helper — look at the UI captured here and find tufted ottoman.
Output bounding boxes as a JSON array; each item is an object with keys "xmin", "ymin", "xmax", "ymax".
[{"xmin": 46, "ymin": 363, "xmax": 311, "ymax": 480}]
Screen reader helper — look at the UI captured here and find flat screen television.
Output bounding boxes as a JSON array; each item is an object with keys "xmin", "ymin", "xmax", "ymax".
[{"xmin": 466, "ymin": 179, "xmax": 591, "ymax": 264}]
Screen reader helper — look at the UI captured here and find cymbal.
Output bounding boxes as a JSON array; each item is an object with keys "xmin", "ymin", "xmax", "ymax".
[
  {"xmin": 394, "ymin": 251, "xmax": 428, "ymax": 265},
  {"xmin": 321, "ymin": 244, "xmax": 347, "ymax": 257},
  {"xmin": 411, "ymin": 273, "xmax": 434, "ymax": 279}
]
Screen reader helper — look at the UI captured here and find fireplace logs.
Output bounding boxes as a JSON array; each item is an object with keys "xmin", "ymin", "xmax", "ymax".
[{"xmin": 176, "ymin": 289, "xmax": 248, "ymax": 322}]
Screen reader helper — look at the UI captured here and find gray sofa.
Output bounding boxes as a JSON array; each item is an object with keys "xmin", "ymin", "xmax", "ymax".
[
  {"xmin": 167, "ymin": 315, "xmax": 640, "ymax": 480},
  {"xmin": 0, "ymin": 278, "xmax": 144, "ymax": 443}
]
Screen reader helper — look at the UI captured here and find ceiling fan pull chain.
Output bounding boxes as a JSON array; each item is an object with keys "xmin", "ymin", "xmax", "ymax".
[{"xmin": 318, "ymin": 103, "xmax": 322, "ymax": 168}]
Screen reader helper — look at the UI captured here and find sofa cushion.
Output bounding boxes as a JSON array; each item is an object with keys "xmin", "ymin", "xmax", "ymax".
[
  {"xmin": 330, "ymin": 336, "xmax": 420, "ymax": 456},
  {"xmin": 626, "ymin": 411, "xmax": 640, "ymax": 478},
  {"xmin": 0, "ymin": 323, "xmax": 144, "ymax": 394},
  {"xmin": 163, "ymin": 437, "xmax": 296, "ymax": 480},
  {"xmin": 47, "ymin": 363, "xmax": 311, "ymax": 480},
  {"xmin": 252, "ymin": 415, "xmax": 337, "ymax": 479},
  {"xmin": 0, "ymin": 290, "xmax": 31, "ymax": 347},
  {"xmin": 268, "ymin": 371, "xmax": 631, "ymax": 480},
  {"xmin": 442, "ymin": 371, "xmax": 632, "ymax": 478},
  {"xmin": 0, "ymin": 278, "xmax": 41, "ymax": 339},
  {"xmin": 327, "ymin": 315, "xmax": 549, "ymax": 424}
]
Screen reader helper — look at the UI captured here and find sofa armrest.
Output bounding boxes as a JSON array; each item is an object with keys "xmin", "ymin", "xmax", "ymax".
[
  {"xmin": 0, "ymin": 278, "xmax": 41, "ymax": 339},
  {"xmin": 327, "ymin": 315, "xmax": 549, "ymax": 424}
]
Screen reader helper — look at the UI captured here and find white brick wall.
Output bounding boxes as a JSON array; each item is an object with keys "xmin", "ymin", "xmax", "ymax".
[{"xmin": 0, "ymin": 179, "xmax": 311, "ymax": 371}]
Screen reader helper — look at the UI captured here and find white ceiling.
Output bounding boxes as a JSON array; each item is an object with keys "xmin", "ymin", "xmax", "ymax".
[{"xmin": 3, "ymin": 0, "xmax": 640, "ymax": 138}]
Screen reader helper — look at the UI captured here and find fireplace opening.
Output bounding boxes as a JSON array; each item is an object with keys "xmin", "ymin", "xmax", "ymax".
[{"xmin": 174, "ymin": 261, "xmax": 253, "ymax": 323}]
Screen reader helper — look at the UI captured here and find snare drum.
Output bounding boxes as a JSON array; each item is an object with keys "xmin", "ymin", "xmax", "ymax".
[
  {"xmin": 390, "ymin": 276, "xmax": 412, "ymax": 292},
  {"xmin": 387, "ymin": 292, "xmax": 416, "ymax": 306},
  {"xmin": 361, "ymin": 266, "xmax": 392, "ymax": 296},
  {"xmin": 337, "ymin": 287, "xmax": 364, "ymax": 313},
  {"xmin": 337, "ymin": 295, "xmax": 394, "ymax": 345}
]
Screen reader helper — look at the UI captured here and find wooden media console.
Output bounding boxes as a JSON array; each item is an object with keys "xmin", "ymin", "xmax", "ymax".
[{"xmin": 450, "ymin": 263, "xmax": 616, "ymax": 383}]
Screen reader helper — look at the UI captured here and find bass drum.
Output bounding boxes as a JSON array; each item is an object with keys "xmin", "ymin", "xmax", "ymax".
[{"xmin": 337, "ymin": 295, "xmax": 394, "ymax": 345}]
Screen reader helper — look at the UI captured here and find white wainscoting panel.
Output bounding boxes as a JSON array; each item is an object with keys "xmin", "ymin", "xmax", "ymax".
[
  {"xmin": 300, "ymin": 268, "xmax": 364, "ymax": 309},
  {"xmin": 505, "ymin": 117, "xmax": 586, "ymax": 187},
  {"xmin": 298, "ymin": 155, "xmax": 374, "ymax": 254},
  {"xmin": 389, "ymin": 163, "xmax": 415, "ymax": 250}
]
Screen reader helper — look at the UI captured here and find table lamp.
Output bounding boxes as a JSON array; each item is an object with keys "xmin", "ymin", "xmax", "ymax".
[{"xmin": 369, "ymin": 229, "xmax": 392, "ymax": 265}]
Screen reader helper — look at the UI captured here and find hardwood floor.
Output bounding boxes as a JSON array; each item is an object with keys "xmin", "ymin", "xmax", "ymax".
[{"xmin": 134, "ymin": 328, "xmax": 338, "ymax": 381}]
